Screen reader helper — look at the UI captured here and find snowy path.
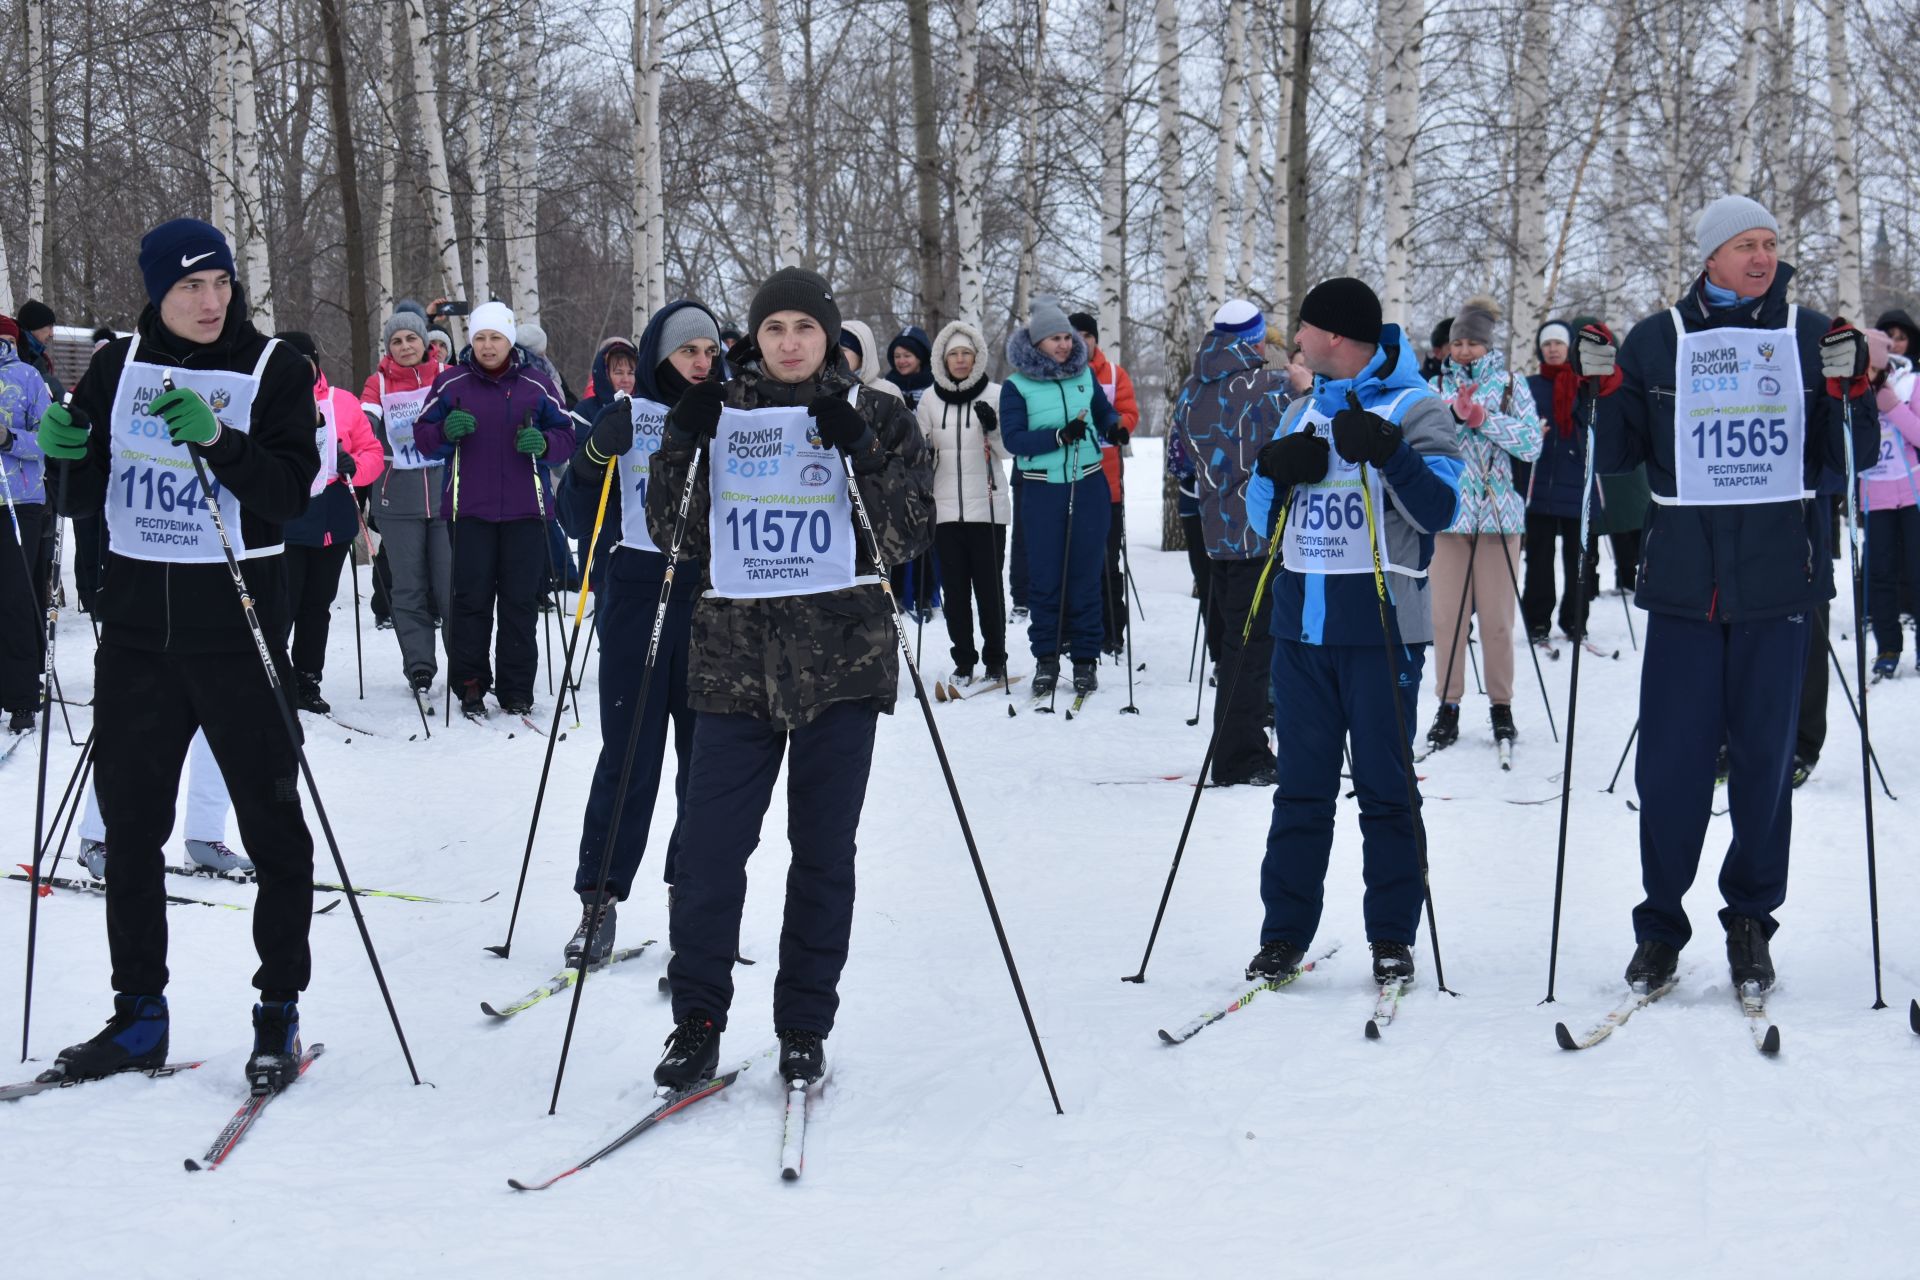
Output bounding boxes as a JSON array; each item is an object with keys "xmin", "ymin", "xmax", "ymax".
[{"xmin": 4, "ymin": 439, "xmax": 1915, "ymax": 1276}]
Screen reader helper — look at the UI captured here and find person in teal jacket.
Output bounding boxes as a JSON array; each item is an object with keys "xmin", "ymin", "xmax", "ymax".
[{"xmin": 997, "ymin": 296, "xmax": 1121, "ymax": 699}]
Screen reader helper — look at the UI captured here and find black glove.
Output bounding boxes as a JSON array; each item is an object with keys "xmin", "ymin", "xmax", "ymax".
[
  {"xmin": 1331, "ymin": 394, "xmax": 1402, "ymax": 466},
  {"xmin": 335, "ymin": 449, "xmax": 356, "ymax": 482},
  {"xmin": 1059, "ymin": 415, "xmax": 1090, "ymax": 446},
  {"xmin": 589, "ymin": 397, "xmax": 635, "ymax": 461},
  {"xmin": 668, "ymin": 378, "xmax": 726, "ymax": 442},
  {"xmin": 1111, "ymin": 425, "xmax": 1131, "ymax": 447},
  {"xmin": 808, "ymin": 394, "xmax": 872, "ymax": 452},
  {"xmin": 973, "ymin": 402, "xmax": 998, "ymax": 433},
  {"xmin": 1254, "ymin": 425, "xmax": 1329, "ymax": 486}
]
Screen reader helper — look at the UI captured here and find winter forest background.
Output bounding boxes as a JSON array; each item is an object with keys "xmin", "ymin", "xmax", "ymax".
[{"xmin": 1, "ymin": 0, "xmax": 1915, "ymax": 418}]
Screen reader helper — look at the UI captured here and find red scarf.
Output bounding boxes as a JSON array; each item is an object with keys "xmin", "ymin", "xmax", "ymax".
[{"xmin": 1539, "ymin": 358, "xmax": 1582, "ymax": 437}]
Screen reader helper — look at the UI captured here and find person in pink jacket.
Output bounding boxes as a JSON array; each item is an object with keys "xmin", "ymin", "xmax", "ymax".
[
  {"xmin": 1862, "ymin": 327, "xmax": 1920, "ymax": 677},
  {"xmin": 277, "ymin": 330, "xmax": 385, "ymax": 713}
]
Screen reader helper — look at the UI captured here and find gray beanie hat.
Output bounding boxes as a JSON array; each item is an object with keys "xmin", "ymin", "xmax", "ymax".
[
  {"xmin": 1027, "ymin": 295, "xmax": 1073, "ymax": 343},
  {"xmin": 1695, "ymin": 195, "xmax": 1779, "ymax": 263},
  {"xmin": 1451, "ymin": 294, "xmax": 1502, "ymax": 348},
  {"xmin": 382, "ymin": 309, "xmax": 430, "ymax": 347},
  {"xmin": 658, "ymin": 305, "xmax": 722, "ymax": 357},
  {"xmin": 518, "ymin": 321, "xmax": 549, "ymax": 357}
]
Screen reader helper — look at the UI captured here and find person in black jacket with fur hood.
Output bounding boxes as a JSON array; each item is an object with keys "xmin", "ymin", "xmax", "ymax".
[{"xmin": 34, "ymin": 218, "xmax": 321, "ymax": 1095}]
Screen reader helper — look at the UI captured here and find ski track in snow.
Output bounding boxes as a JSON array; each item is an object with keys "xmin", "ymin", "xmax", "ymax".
[{"xmin": 4, "ymin": 439, "xmax": 1916, "ymax": 1276}]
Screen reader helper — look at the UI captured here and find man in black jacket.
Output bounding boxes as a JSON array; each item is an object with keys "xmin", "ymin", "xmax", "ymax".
[
  {"xmin": 1589, "ymin": 194, "xmax": 1876, "ymax": 997},
  {"xmin": 36, "ymin": 218, "xmax": 321, "ymax": 1093}
]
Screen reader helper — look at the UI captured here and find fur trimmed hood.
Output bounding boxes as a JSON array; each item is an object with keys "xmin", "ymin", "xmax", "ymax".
[
  {"xmin": 839, "ymin": 320, "xmax": 887, "ymax": 387},
  {"xmin": 930, "ymin": 319, "xmax": 990, "ymax": 395},
  {"xmin": 1005, "ymin": 327, "xmax": 1090, "ymax": 382}
]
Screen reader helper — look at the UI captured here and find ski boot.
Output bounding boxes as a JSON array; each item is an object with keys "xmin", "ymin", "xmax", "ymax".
[
  {"xmin": 777, "ymin": 1029, "xmax": 826, "ymax": 1086},
  {"xmin": 1489, "ymin": 704, "xmax": 1516, "ymax": 744},
  {"xmin": 982, "ymin": 664, "xmax": 1008, "ymax": 688},
  {"xmin": 1624, "ymin": 939, "xmax": 1680, "ymax": 993},
  {"xmin": 1370, "ymin": 941, "xmax": 1415, "ymax": 986},
  {"xmin": 1791, "ymin": 755, "xmax": 1813, "ymax": 789},
  {"xmin": 78, "ymin": 838, "xmax": 108, "ymax": 880},
  {"xmin": 653, "ymin": 1012, "xmax": 721, "ymax": 1091},
  {"xmin": 1245, "ymin": 940, "xmax": 1306, "ymax": 982},
  {"xmin": 248, "ymin": 1000, "xmax": 303, "ymax": 1096},
  {"xmin": 52, "ymin": 994, "xmax": 169, "ymax": 1081},
  {"xmin": 295, "ymin": 671, "xmax": 330, "ymax": 715},
  {"xmin": 7, "ymin": 707, "xmax": 34, "ymax": 734},
  {"xmin": 407, "ymin": 671, "xmax": 434, "ymax": 696},
  {"xmin": 186, "ymin": 839, "xmax": 254, "ymax": 874},
  {"xmin": 1425, "ymin": 703, "xmax": 1460, "ymax": 751},
  {"xmin": 375, "ymin": 613, "xmax": 396, "ymax": 632},
  {"xmin": 564, "ymin": 893, "xmax": 618, "ymax": 967},
  {"xmin": 1071, "ymin": 660, "xmax": 1098, "ymax": 694},
  {"xmin": 1872, "ymin": 652, "xmax": 1899, "ymax": 681},
  {"xmin": 1010, "ymin": 606, "xmax": 1030, "ymax": 624},
  {"xmin": 498, "ymin": 694, "xmax": 533, "ymax": 717},
  {"xmin": 459, "ymin": 680, "xmax": 489, "ymax": 720},
  {"xmin": 1725, "ymin": 916, "xmax": 1774, "ymax": 993},
  {"xmin": 1031, "ymin": 657, "xmax": 1060, "ymax": 699}
]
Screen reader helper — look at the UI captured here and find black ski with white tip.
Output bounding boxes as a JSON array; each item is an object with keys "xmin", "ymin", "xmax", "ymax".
[{"xmin": 184, "ymin": 1043, "xmax": 325, "ymax": 1171}]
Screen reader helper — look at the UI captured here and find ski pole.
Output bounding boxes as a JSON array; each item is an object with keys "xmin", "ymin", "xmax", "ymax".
[
  {"xmin": 1603, "ymin": 719, "xmax": 1638, "ymax": 794},
  {"xmin": 41, "ymin": 734, "xmax": 94, "ymax": 884},
  {"xmin": 1187, "ymin": 575, "xmax": 1213, "ymax": 727},
  {"xmin": 1124, "ymin": 435, "xmax": 1297, "ymax": 984},
  {"xmin": 353, "ymin": 496, "xmax": 429, "ymax": 739},
  {"xmin": 1824, "ymin": 634, "xmax": 1895, "ymax": 798},
  {"xmin": 161, "ymin": 373, "xmax": 422, "ymax": 1082},
  {"xmin": 444, "ymin": 446, "xmax": 462, "ymax": 726},
  {"xmin": 1039, "ymin": 435, "xmax": 1080, "ymax": 715},
  {"xmin": 18, "ymin": 442, "xmax": 67, "ymax": 1063},
  {"xmin": 839, "ymin": 448, "xmax": 1062, "ymax": 1113},
  {"xmin": 490, "ymin": 428, "xmax": 622, "ymax": 962},
  {"xmin": 1187, "ymin": 581, "xmax": 1204, "ymax": 682},
  {"xmin": 350, "ymin": 528, "xmax": 365, "ymax": 700},
  {"xmin": 1118, "ymin": 530, "xmax": 1139, "ymax": 715},
  {"xmin": 1839, "ymin": 383, "xmax": 1888, "ymax": 1009},
  {"xmin": 1496, "ymin": 532, "xmax": 1559, "ymax": 742},
  {"xmin": 1436, "ymin": 527, "xmax": 1479, "ymax": 719}
]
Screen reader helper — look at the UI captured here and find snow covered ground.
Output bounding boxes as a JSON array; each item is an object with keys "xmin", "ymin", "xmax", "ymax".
[{"xmin": 5, "ymin": 438, "xmax": 1917, "ymax": 1277}]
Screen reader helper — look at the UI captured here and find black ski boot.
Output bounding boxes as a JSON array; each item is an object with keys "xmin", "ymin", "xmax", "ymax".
[
  {"xmin": 1426, "ymin": 703, "xmax": 1460, "ymax": 750},
  {"xmin": 1246, "ymin": 940, "xmax": 1306, "ymax": 982},
  {"xmin": 1072, "ymin": 660, "xmax": 1098, "ymax": 694},
  {"xmin": 52, "ymin": 994, "xmax": 169, "ymax": 1081},
  {"xmin": 247, "ymin": 1000, "xmax": 303, "ymax": 1096},
  {"xmin": 459, "ymin": 679, "xmax": 489, "ymax": 720},
  {"xmin": 1031, "ymin": 657, "xmax": 1060, "ymax": 699},
  {"xmin": 1371, "ymin": 941, "xmax": 1415, "ymax": 986},
  {"xmin": 7, "ymin": 707, "xmax": 34, "ymax": 734},
  {"xmin": 654, "ymin": 1011, "xmax": 721, "ymax": 1091},
  {"xmin": 499, "ymin": 694, "xmax": 533, "ymax": 717},
  {"xmin": 1489, "ymin": 704, "xmax": 1516, "ymax": 744},
  {"xmin": 1624, "ymin": 939, "xmax": 1680, "ymax": 993},
  {"xmin": 1725, "ymin": 916, "xmax": 1775, "ymax": 993},
  {"xmin": 295, "ymin": 672, "xmax": 329, "ymax": 715},
  {"xmin": 565, "ymin": 893, "xmax": 617, "ymax": 967},
  {"xmin": 777, "ymin": 1029, "xmax": 825, "ymax": 1085}
]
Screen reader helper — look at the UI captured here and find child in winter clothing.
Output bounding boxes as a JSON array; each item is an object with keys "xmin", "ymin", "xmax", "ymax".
[
  {"xmin": 917, "ymin": 320, "xmax": 1010, "ymax": 685},
  {"xmin": 0, "ymin": 315, "xmax": 52, "ymax": 732},
  {"xmin": 1423, "ymin": 295, "xmax": 1542, "ymax": 751},
  {"xmin": 1862, "ymin": 328, "xmax": 1920, "ymax": 674},
  {"xmin": 412, "ymin": 301, "xmax": 575, "ymax": 717}
]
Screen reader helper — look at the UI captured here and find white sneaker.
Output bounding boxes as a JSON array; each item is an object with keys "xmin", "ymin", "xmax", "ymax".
[
  {"xmin": 185, "ymin": 839, "xmax": 254, "ymax": 874},
  {"xmin": 78, "ymin": 839, "xmax": 108, "ymax": 881}
]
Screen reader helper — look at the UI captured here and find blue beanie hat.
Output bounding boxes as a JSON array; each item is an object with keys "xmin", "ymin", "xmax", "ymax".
[
  {"xmin": 138, "ymin": 218, "xmax": 238, "ymax": 308},
  {"xmin": 1211, "ymin": 299, "xmax": 1266, "ymax": 343}
]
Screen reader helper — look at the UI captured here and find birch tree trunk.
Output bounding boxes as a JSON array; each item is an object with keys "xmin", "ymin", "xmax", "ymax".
[
  {"xmin": 643, "ymin": 0, "xmax": 667, "ymax": 314},
  {"xmin": 1203, "ymin": 0, "xmax": 1246, "ymax": 319},
  {"xmin": 505, "ymin": 20, "xmax": 542, "ymax": 325},
  {"xmin": 1270, "ymin": 0, "xmax": 1309, "ymax": 331},
  {"xmin": 1824, "ymin": 0, "xmax": 1861, "ymax": 319},
  {"xmin": 1154, "ymin": 0, "xmax": 1189, "ymax": 386},
  {"xmin": 954, "ymin": 0, "xmax": 985, "ymax": 323},
  {"xmin": 402, "ymin": 0, "xmax": 468, "ymax": 328},
  {"xmin": 1655, "ymin": 3, "xmax": 1688, "ymax": 297},
  {"xmin": 631, "ymin": 0, "xmax": 654, "ymax": 334},
  {"xmin": 1760, "ymin": 0, "xmax": 1797, "ymax": 211},
  {"xmin": 1345, "ymin": 35, "xmax": 1383, "ymax": 279},
  {"xmin": 1234, "ymin": 28, "xmax": 1263, "ymax": 305},
  {"xmin": 319, "ymin": 0, "xmax": 373, "ymax": 388},
  {"xmin": 225, "ymin": 0, "xmax": 275, "ymax": 326},
  {"xmin": 1729, "ymin": 0, "xmax": 1767, "ymax": 194},
  {"xmin": 1013, "ymin": 0, "xmax": 1050, "ymax": 324},
  {"xmin": 1098, "ymin": 0, "xmax": 1127, "ymax": 356},
  {"xmin": 1510, "ymin": 0, "xmax": 1552, "ymax": 370},
  {"xmin": 464, "ymin": 2, "xmax": 493, "ymax": 308},
  {"xmin": 374, "ymin": 0, "xmax": 400, "ymax": 321},
  {"xmin": 25, "ymin": 0, "xmax": 49, "ymax": 297},
  {"xmin": 762, "ymin": 0, "xmax": 803, "ymax": 267},
  {"xmin": 210, "ymin": 32, "xmax": 238, "ymax": 243},
  {"xmin": 1380, "ymin": 0, "xmax": 1423, "ymax": 326},
  {"xmin": 1601, "ymin": 0, "xmax": 1635, "ymax": 320},
  {"xmin": 907, "ymin": 0, "xmax": 945, "ymax": 333}
]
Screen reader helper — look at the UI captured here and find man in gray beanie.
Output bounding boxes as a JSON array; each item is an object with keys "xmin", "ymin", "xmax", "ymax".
[{"xmin": 1583, "ymin": 193, "xmax": 1875, "ymax": 1005}]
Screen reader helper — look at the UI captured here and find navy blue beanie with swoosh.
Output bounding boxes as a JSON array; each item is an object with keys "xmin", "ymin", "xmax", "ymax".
[{"xmin": 138, "ymin": 218, "xmax": 238, "ymax": 308}]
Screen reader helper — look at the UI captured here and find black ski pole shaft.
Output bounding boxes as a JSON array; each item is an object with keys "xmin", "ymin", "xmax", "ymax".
[
  {"xmin": 548, "ymin": 448, "xmax": 701, "ymax": 1114},
  {"xmin": 1546, "ymin": 398, "xmax": 1601, "ymax": 1001},
  {"xmin": 1125, "ymin": 476, "xmax": 1293, "ymax": 983},
  {"xmin": 841, "ymin": 451, "xmax": 1062, "ymax": 1113},
  {"xmin": 1620, "ymin": 583, "xmax": 1638, "ymax": 650},
  {"xmin": 1040, "ymin": 440, "xmax": 1079, "ymax": 714},
  {"xmin": 20, "ymin": 449, "xmax": 68, "ymax": 1062},
  {"xmin": 444, "ymin": 448, "xmax": 461, "ymax": 727},
  {"xmin": 1436, "ymin": 528, "xmax": 1478, "ymax": 716},
  {"xmin": 37, "ymin": 727, "xmax": 93, "ymax": 863},
  {"xmin": 351, "ymin": 538, "xmax": 365, "ymax": 700},
  {"xmin": 47, "ymin": 665, "xmax": 78, "ymax": 745},
  {"xmin": 1118, "ymin": 532, "xmax": 1139, "ymax": 714},
  {"xmin": 44, "ymin": 739, "xmax": 94, "ymax": 884},
  {"xmin": 1188, "ymin": 574, "xmax": 1213, "ymax": 726},
  {"xmin": 1187, "ymin": 582, "xmax": 1204, "ymax": 681},
  {"xmin": 1604, "ymin": 719, "xmax": 1638, "ymax": 794},
  {"xmin": 1125, "ymin": 549, "xmax": 1146, "ymax": 621},
  {"xmin": 1824, "ymin": 634, "xmax": 1895, "ymax": 799},
  {"xmin": 490, "ymin": 448, "xmax": 621, "ymax": 960},
  {"xmin": 572, "ymin": 608, "xmax": 599, "ymax": 728},
  {"xmin": 1498, "ymin": 533, "xmax": 1558, "ymax": 742},
  {"xmin": 163, "ymin": 374, "xmax": 421, "ymax": 1082},
  {"xmin": 1840, "ymin": 391, "xmax": 1888, "ymax": 1008}
]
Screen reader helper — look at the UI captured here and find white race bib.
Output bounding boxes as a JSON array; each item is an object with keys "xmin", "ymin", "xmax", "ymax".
[
  {"xmin": 1280, "ymin": 395, "xmax": 1422, "ymax": 577},
  {"xmin": 1668, "ymin": 309, "xmax": 1808, "ymax": 506},
  {"xmin": 618, "ymin": 396, "xmax": 669, "ymax": 554},
  {"xmin": 106, "ymin": 335, "xmax": 270, "ymax": 563},
  {"xmin": 706, "ymin": 394, "xmax": 872, "ymax": 599},
  {"xmin": 1862, "ymin": 419, "xmax": 1910, "ymax": 485},
  {"xmin": 381, "ymin": 378, "xmax": 433, "ymax": 469},
  {"xmin": 310, "ymin": 395, "xmax": 339, "ymax": 497}
]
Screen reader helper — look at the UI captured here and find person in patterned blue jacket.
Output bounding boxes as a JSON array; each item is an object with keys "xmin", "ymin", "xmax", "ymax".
[{"xmin": 1242, "ymin": 277, "xmax": 1463, "ymax": 991}]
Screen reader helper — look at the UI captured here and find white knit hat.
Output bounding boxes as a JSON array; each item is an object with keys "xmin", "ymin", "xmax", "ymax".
[{"xmin": 468, "ymin": 300, "xmax": 517, "ymax": 347}]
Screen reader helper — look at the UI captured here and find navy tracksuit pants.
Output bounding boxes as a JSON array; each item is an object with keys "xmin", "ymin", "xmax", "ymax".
[
  {"xmin": 668, "ymin": 701, "xmax": 878, "ymax": 1035},
  {"xmin": 573, "ymin": 549, "xmax": 694, "ymax": 900},
  {"xmin": 1632, "ymin": 610, "xmax": 1807, "ymax": 948},
  {"xmin": 1260, "ymin": 637, "xmax": 1428, "ymax": 946},
  {"xmin": 1020, "ymin": 470, "xmax": 1111, "ymax": 662}
]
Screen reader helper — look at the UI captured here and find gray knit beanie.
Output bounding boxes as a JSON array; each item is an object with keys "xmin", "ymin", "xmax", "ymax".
[
  {"xmin": 1451, "ymin": 294, "xmax": 1502, "ymax": 348},
  {"xmin": 1026, "ymin": 295, "xmax": 1073, "ymax": 343},
  {"xmin": 658, "ymin": 305, "xmax": 721, "ymax": 356},
  {"xmin": 382, "ymin": 309, "xmax": 430, "ymax": 347},
  {"xmin": 1695, "ymin": 195, "xmax": 1779, "ymax": 263}
]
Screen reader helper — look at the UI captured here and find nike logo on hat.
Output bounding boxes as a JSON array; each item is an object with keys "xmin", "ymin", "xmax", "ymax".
[{"xmin": 181, "ymin": 251, "xmax": 217, "ymax": 268}]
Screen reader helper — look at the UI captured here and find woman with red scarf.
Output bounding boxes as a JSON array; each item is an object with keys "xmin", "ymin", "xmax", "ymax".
[{"xmin": 1520, "ymin": 319, "xmax": 1620, "ymax": 643}]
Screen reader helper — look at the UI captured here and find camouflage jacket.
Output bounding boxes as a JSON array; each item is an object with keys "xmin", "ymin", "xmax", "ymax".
[{"xmin": 646, "ymin": 359, "xmax": 935, "ymax": 729}]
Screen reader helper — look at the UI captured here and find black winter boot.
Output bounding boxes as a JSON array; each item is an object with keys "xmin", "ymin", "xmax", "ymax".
[{"xmin": 295, "ymin": 672, "xmax": 329, "ymax": 715}]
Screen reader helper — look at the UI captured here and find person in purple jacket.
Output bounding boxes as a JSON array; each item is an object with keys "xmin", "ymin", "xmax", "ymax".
[{"xmin": 412, "ymin": 302, "xmax": 575, "ymax": 719}]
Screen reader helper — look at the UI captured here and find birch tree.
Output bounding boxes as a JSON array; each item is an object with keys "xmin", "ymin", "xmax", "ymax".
[
  {"xmin": 1097, "ymin": 0, "xmax": 1127, "ymax": 357},
  {"xmin": 1346, "ymin": 37, "xmax": 1383, "ymax": 279},
  {"xmin": 632, "ymin": 0, "xmax": 658, "ymax": 333},
  {"xmin": 762, "ymin": 0, "xmax": 802, "ymax": 267},
  {"xmin": 1380, "ymin": 0, "xmax": 1423, "ymax": 326},
  {"xmin": 953, "ymin": 0, "xmax": 986, "ymax": 323},
  {"xmin": 0, "ymin": 211, "xmax": 13, "ymax": 315},
  {"xmin": 504, "ymin": 21, "xmax": 542, "ymax": 325},
  {"xmin": 907, "ymin": 0, "xmax": 946, "ymax": 332},
  {"xmin": 224, "ymin": 0, "xmax": 274, "ymax": 326},
  {"xmin": 1154, "ymin": 0, "xmax": 1189, "ymax": 386},
  {"xmin": 402, "ymin": 0, "xmax": 468, "ymax": 322},
  {"xmin": 1825, "ymin": 0, "xmax": 1862, "ymax": 319},
  {"xmin": 1203, "ymin": 0, "xmax": 1247, "ymax": 319},
  {"xmin": 25, "ymin": 0, "xmax": 49, "ymax": 297},
  {"xmin": 1653, "ymin": 2, "xmax": 1689, "ymax": 297},
  {"xmin": 1271, "ymin": 0, "xmax": 1310, "ymax": 331},
  {"xmin": 211, "ymin": 36, "xmax": 237, "ymax": 246},
  {"xmin": 1510, "ymin": 0, "xmax": 1552, "ymax": 369},
  {"xmin": 1729, "ymin": 0, "xmax": 1768, "ymax": 193},
  {"xmin": 464, "ymin": 2, "xmax": 493, "ymax": 307},
  {"xmin": 374, "ymin": 0, "xmax": 400, "ymax": 321},
  {"xmin": 319, "ymin": 0, "xmax": 372, "ymax": 387},
  {"xmin": 1234, "ymin": 31, "xmax": 1263, "ymax": 306},
  {"xmin": 1013, "ymin": 0, "xmax": 1050, "ymax": 324},
  {"xmin": 642, "ymin": 0, "xmax": 667, "ymax": 316}
]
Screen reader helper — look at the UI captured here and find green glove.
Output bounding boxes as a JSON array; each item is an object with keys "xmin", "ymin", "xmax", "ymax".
[
  {"xmin": 514, "ymin": 425, "xmax": 547, "ymax": 457},
  {"xmin": 37, "ymin": 402, "xmax": 90, "ymax": 461},
  {"xmin": 443, "ymin": 409, "xmax": 478, "ymax": 442},
  {"xmin": 152, "ymin": 387, "xmax": 220, "ymax": 446}
]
